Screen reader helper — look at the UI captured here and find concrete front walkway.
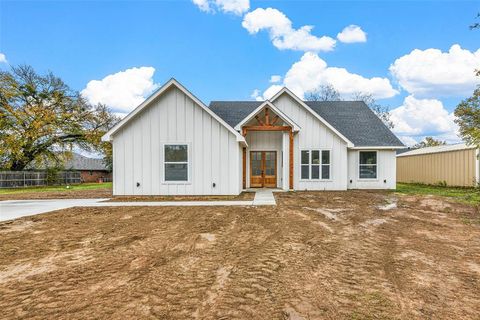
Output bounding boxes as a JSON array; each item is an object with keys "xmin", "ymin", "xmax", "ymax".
[{"xmin": 0, "ymin": 190, "xmax": 277, "ymax": 222}]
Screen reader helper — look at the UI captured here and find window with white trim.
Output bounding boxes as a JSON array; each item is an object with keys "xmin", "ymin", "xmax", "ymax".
[
  {"xmin": 301, "ymin": 149, "xmax": 331, "ymax": 180},
  {"xmin": 164, "ymin": 144, "xmax": 188, "ymax": 182},
  {"xmin": 359, "ymin": 151, "xmax": 377, "ymax": 179}
]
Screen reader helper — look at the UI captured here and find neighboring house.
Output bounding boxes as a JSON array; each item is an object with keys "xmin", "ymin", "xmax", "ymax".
[
  {"xmin": 397, "ymin": 143, "xmax": 480, "ymax": 187},
  {"xmin": 28, "ymin": 153, "xmax": 111, "ymax": 183},
  {"xmin": 102, "ymin": 79, "xmax": 404, "ymax": 196},
  {"xmin": 63, "ymin": 153, "xmax": 112, "ymax": 183}
]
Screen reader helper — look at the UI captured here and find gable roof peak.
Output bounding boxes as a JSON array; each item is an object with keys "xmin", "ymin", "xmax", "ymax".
[
  {"xmin": 233, "ymin": 100, "xmax": 301, "ymax": 131},
  {"xmin": 102, "ymin": 78, "xmax": 245, "ymax": 143}
]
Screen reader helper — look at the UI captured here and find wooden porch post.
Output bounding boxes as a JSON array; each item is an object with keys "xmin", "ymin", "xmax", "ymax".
[
  {"xmin": 242, "ymin": 147, "xmax": 246, "ymax": 189},
  {"xmin": 289, "ymin": 129, "xmax": 294, "ymax": 190}
]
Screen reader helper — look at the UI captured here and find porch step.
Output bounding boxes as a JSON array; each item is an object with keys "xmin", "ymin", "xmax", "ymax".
[{"xmin": 252, "ymin": 189, "xmax": 276, "ymax": 206}]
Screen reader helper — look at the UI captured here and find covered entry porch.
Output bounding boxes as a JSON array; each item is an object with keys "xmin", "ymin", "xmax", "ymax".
[{"xmin": 236, "ymin": 101, "xmax": 300, "ymax": 191}]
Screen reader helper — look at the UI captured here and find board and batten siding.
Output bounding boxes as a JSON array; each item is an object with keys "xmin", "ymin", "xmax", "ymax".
[
  {"xmin": 347, "ymin": 150, "xmax": 396, "ymax": 189},
  {"xmin": 112, "ymin": 86, "xmax": 241, "ymax": 195},
  {"xmin": 272, "ymin": 93, "xmax": 348, "ymax": 190},
  {"xmin": 397, "ymin": 148, "xmax": 478, "ymax": 187}
]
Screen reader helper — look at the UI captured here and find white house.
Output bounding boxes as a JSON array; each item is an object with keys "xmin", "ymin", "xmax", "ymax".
[{"xmin": 102, "ymin": 79, "xmax": 404, "ymax": 195}]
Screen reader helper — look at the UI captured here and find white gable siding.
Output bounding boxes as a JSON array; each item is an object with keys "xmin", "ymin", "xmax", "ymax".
[
  {"xmin": 347, "ymin": 150, "xmax": 396, "ymax": 189},
  {"xmin": 273, "ymin": 93, "xmax": 348, "ymax": 190},
  {"xmin": 112, "ymin": 86, "xmax": 241, "ymax": 195}
]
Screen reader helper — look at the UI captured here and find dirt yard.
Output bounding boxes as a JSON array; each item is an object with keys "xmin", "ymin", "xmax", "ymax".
[
  {"xmin": 0, "ymin": 187, "xmax": 255, "ymax": 202},
  {"xmin": 106, "ymin": 192, "xmax": 255, "ymax": 202},
  {"xmin": 0, "ymin": 191, "xmax": 479, "ymax": 319}
]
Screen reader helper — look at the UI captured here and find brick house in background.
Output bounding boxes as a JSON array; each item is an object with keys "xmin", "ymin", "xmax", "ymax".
[
  {"xmin": 63, "ymin": 153, "xmax": 112, "ymax": 183},
  {"xmin": 28, "ymin": 153, "xmax": 112, "ymax": 183}
]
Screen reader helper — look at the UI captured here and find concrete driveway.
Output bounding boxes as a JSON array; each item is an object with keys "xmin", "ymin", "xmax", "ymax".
[
  {"xmin": 0, "ymin": 190, "xmax": 276, "ymax": 222},
  {"xmin": 0, "ymin": 199, "xmax": 108, "ymax": 222}
]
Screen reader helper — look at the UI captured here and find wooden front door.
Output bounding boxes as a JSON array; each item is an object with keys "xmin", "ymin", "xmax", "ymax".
[{"xmin": 250, "ymin": 151, "xmax": 277, "ymax": 188}]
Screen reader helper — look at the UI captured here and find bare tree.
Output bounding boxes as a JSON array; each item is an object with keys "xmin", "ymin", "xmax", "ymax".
[
  {"xmin": 305, "ymin": 84, "xmax": 342, "ymax": 101},
  {"xmin": 304, "ymin": 84, "xmax": 394, "ymax": 130},
  {"xmin": 351, "ymin": 92, "xmax": 394, "ymax": 129},
  {"xmin": 471, "ymin": 13, "xmax": 480, "ymax": 29}
]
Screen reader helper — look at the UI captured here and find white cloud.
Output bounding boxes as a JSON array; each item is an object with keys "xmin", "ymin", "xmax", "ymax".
[
  {"xmin": 269, "ymin": 75, "xmax": 282, "ymax": 83},
  {"xmin": 250, "ymin": 89, "xmax": 263, "ymax": 101},
  {"xmin": 242, "ymin": 8, "xmax": 336, "ymax": 52},
  {"xmin": 390, "ymin": 44, "xmax": 480, "ymax": 97},
  {"xmin": 0, "ymin": 53, "xmax": 7, "ymax": 64},
  {"xmin": 192, "ymin": 0, "xmax": 212, "ymax": 12},
  {"xmin": 259, "ymin": 52, "xmax": 398, "ymax": 100},
  {"xmin": 192, "ymin": 0, "xmax": 249, "ymax": 15},
  {"xmin": 81, "ymin": 67, "xmax": 158, "ymax": 113},
  {"xmin": 337, "ymin": 25, "xmax": 367, "ymax": 43},
  {"xmin": 390, "ymin": 95, "xmax": 459, "ymax": 144},
  {"xmin": 114, "ymin": 112, "xmax": 128, "ymax": 119},
  {"xmin": 262, "ymin": 84, "xmax": 283, "ymax": 100},
  {"xmin": 398, "ymin": 136, "xmax": 418, "ymax": 147}
]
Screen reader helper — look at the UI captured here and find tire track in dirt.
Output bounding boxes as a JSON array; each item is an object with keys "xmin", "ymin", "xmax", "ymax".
[{"xmin": 0, "ymin": 191, "xmax": 479, "ymax": 319}]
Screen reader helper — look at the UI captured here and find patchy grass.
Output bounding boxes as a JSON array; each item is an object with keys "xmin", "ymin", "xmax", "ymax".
[
  {"xmin": 396, "ymin": 183, "xmax": 480, "ymax": 205},
  {"xmin": 0, "ymin": 183, "xmax": 112, "ymax": 195}
]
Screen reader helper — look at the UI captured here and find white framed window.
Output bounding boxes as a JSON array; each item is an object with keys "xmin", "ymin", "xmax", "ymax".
[
  {"xmin": 301, "ymin": 149, "xmax": 331, "ymax": 180},
  {"xmin": 359, "ymin": 151, "xmax": 377, "ymax": 179},
  {"xmin": 164, "ymin": 144, "xmax": 189, "ymax": 182}
]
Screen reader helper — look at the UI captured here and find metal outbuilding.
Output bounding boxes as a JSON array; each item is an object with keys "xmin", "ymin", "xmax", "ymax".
[{"xmin": 397, "ymin": 143, "xmax": 480, "ymax": 187}]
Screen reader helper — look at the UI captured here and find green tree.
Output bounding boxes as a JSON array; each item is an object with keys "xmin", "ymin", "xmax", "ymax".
[
  {"xmin": 413, "ymin": 137, "xmax": 447, "ymax": 149},
  {"xmin": 454, "ymin": 70, "xmax": 480, "ymax": 147},
  {"xmin": 0, "ymin": 65, "xmax": 118, "ymax": 170}
]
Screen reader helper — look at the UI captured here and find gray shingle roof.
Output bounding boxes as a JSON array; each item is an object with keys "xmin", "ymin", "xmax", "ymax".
[
  {"xmin": 305, "ymin": 101, "xmax": 404, "ymax": 147},
  {"xmin": 28, "ymin": 153, "xmax": 108, "ymax": 171},
  {"xmin": 64, "ymin": 153, "xmax": 108, "ymax": 171},
  {"xmin": 210, "ymin": 101, "xmax": 263, "ymax": 128},
  {"xmin": 209, "ymin": 100, "xmax": 404, "ymax": 147}
]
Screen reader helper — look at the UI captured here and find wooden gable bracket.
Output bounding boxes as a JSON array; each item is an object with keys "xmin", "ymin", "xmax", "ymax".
[
  {"xmin": 249, "ymin": 107, "xmax": 287, "ymax": 130},
  {"xmin": 255, "ymin": 115, "xmax": 265, "ymax": 126},
  {"xmin": 271, "ymin": 115, "xmax": 280, "ymax": 126}
]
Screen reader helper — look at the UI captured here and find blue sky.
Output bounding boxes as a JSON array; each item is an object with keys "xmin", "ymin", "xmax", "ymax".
[{"xmin": 1, "ymin": 0, "xmax": 479, "ymax": 145}]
